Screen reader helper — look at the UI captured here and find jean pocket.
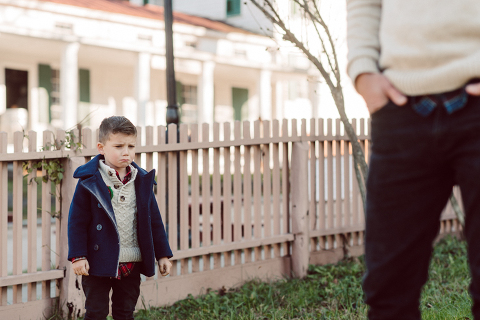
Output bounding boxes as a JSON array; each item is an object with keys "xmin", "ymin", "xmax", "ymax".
[{"xmin": 370, "ymin": 100, "xmax": 394, "ymax": 118}]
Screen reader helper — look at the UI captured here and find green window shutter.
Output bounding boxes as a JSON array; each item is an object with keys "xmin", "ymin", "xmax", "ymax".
[
  {"xmin": 234, "ymin": 0, "xmax": 241, "ymax": 15},
  {"xmin": 232, "ymin": 87, "xmax": 248, "ymax": 121},
  {"xmin": 227, "ymin": 0, "xmax": 241, "ymax": 16},
  {"xmin": 78, "ymin": 69, "xmax": 91, "ymax": 125},
  {"xmin": 79, "ymin": 69, "xmax": 90, "ymax": 103},
  {"xmin": 176, "ymin": 81, "xmax": 184, "ymax": 106},
  {"xmin": 38, "ymin": 64, "xmax": 52, "ymax": 123}
]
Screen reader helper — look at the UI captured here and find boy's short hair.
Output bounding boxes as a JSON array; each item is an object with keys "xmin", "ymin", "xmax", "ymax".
[{"xmin": 99, "ymin": 116, "xmax": 137, "ymax": 143}]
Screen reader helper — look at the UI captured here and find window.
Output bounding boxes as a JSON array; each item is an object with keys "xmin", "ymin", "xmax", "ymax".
[
  {"xmin": 5, "ymin": 69, "xmax": 28, "ymax": 110},
  {"xmin": 49, "ymin": 69, "xmax": 62, "ymax": 127},
  {"xmin": 226, "ymin": 0, "xmax": 241, "ymax": 17},
  {"xmin": 37, "ymin": 65, "xmax": 90, "ymax": 127},
  {"xmin": 179, "ymin": 84, "xmax": 198, "ymax": 124}
]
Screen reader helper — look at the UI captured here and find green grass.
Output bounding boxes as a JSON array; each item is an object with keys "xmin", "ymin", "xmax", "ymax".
[{"xmin": 134, "ymin": 236, "xmax": 472, "ymax": 319}]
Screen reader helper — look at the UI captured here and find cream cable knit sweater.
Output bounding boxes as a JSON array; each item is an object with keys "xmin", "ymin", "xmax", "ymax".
[
  {"xmin": 346, "ymin": 0, "xmax": 480, "ymax": 95},
  {"xmin": 99, "ymin": 161, "xmax": 142, "ymax": 263}
]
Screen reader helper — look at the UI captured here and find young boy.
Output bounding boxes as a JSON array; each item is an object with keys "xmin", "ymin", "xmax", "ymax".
[{"xmin": 68, "ymin": 116, "xmax": 172, "ymax": 320}]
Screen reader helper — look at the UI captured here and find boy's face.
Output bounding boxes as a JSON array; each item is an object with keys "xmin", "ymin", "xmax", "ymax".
[{"xmin": 97, "ymin": 133, "xmax": 136, "ymax": 172}]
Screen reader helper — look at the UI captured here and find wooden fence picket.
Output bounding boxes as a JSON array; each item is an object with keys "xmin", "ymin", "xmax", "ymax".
[
  {"xmin": 317, "ymin": 119, "xmax": 326, "ymax": 251},
  {"xmin": 223, "ymin": 122, "xmax": 232, "ymax": 267},
  {"xmin": 233, "ymin": 122, "xmax": 242, "ymax": 265},
  {"xmin": 212, "ymin": 123, "xmax": 221, "ymax": 269},
  {"xmin": 157, "ymin": 126, "xmax": 167, "ymax": 224},
  {"xmin": 12, "ymin": 132, "xmax": 23, "ymax": 304},
  {"xmin": 272, "ymin": 120, "xmax": 281, "ymax": 258},
  {"xmin": 27, "ymin": 131, "xmax": 37, "ymax": 301},
  {"xmin": 326, "ymin": 120, "xmax": 334, "ymax": 249},
  {"xmin": 145, "ymin": 126, "xmax": 154, "ymax": 171},
  {"xmin": 253, "ymin": 121, "xmax": 262, "ymax": 261},
  {"xmin": 0, "ymin": 132, "xmax": 7, "ymax": 306},
  {"xmin": 309, "ymin": 119, "xmax": 317, "ymax": 252},
  {"xmin": 41, "ymin": 131, "xmax": 52, "ymax": 300},
  {"xmin": 281, "ymin": 119, "xmax": 290, "ymax": 256},
  {"xmin": 263, "ymin": 121, "xmax": 272, "ymax": 260},
  {"xmin": 201, "ymin": 123, "xmax": 211, "ymax": 270},
  {"xmin": 179, "ymin": 124, "xmax": 189, "ymax": 275},
  {"xmin": 243, "ymin": 121, "xmax": 252, "ymax": 263},
  {"xmin": 190, "ymin": 124, "xmax": 200, "ymax": 272},
  {"xmin": 167, "ymin": 124, "xmax": 178, "ymax": 276}
]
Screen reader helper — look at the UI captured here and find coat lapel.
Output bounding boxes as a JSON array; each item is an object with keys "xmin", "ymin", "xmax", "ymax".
[
  {"xmin": 134, "ymin": 167, "xmax": 156, "ymax": 212},
  {"xmin": 82, "ymin": 172, "xmax": 117, "ymax": 226}
]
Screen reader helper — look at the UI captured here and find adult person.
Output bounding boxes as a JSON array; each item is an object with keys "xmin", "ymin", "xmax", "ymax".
[{"xmin": 346, "ymin": 1, "xmax": 480, "ymax": 319}]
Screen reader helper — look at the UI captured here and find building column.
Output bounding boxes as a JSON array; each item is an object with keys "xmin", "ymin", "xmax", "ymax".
[
  {"xmin": 60, "ymin": 42, "xmax": 80, "ymax": 130},
  {"xmin": 258, "ymin": 69, "xmax": 272, "ymax": 121},
  {"xmin": 198, "ymin": 61, "xmax": 215, "ymax": 125},
  {"xmin": 309, "ymin": 77, "xmax": 321, "ymax": 119},
  {"xmin": 135, "ymin": 52, "xmax": 151, "ymax": 129},
  {"xmin": 61, "ymin": 42, "xmax": 80, "ymax": 130},
  {"xmin": 273, "ymin": 80, "xmax": 284, "ymax": 120},
  {"xmin": 0, "ymin": 63, "xmax": 5, "ymax": 116}
]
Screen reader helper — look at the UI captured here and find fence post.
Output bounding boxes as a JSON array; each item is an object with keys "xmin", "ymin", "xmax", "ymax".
[
  {"xmin": 291, "ymin": 141, "xmax": 310, "ymax": 278},
  {"xmin": 59, "ymin": 156, "xmax": 85, "ymax": 319}
]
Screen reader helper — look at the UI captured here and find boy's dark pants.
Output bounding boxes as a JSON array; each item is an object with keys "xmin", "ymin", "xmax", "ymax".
[
  {"xmin": 82, "ymin": 267, "xmax": 141, "ymax": 320},
  {"xmin": 364, "ymin": 94, "xmax": 480, "ymax": 319}
]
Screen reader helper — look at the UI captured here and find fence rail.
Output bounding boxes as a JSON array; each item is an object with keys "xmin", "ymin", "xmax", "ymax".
[{"xmin": 0, "ymin": 118, "xmax": 461, "ymax": 319}]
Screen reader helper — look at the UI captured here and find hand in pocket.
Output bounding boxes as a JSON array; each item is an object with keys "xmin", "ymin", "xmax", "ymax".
[{"xmin": 356, "ymin": 73, "xmax": 407, "ymax": 114}]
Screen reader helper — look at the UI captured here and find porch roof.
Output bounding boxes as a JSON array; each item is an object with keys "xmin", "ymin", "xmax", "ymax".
[{"xmin": 38, "ymin": 0, "xmax": 256, "ymax": 35}]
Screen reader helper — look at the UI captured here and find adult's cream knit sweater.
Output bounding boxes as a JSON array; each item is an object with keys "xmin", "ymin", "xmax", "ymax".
[
  {"xmin": 99, "ymin": 160, "xmax": 142, "ymax": 263},
  {"xmin": 346, "ymin": 0, "xmax": 480, "ymax": 96}
]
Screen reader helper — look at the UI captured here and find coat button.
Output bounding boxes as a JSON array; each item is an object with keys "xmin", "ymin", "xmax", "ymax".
[
  {"xmin": 94, "ymin": 244, "xmax": 99, "ymax": 251},
  {"xmin": 120, "ymin": 196, "xmax": 125, "ymax": 202},
  {"xmin": 97, "ymin": 203, "xmax": 101, "ymax": 208},
  {"xmin": 114, "ymin": 185, "xmax": 120, "ymax": 189},
  {"xmin": 108, "ymin": 172, "xmax": 113, "ymax": 176},
  {"xmin": 97, "ymin": 224, "xmax": 102, "ymax": 231}
]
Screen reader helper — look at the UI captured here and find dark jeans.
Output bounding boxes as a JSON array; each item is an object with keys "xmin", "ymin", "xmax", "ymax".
[
  {"xmin": 82, "ymin": 267, "xmax": 141, "ymax": 320},
  {"xmin": 364, "ymin": 94, "xmax": 480, "ymax": 319}
]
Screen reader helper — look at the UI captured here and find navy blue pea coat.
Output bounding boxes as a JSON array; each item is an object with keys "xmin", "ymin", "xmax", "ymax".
[{"xmin": 67, "ymin": 154, "xmax": 172, "ymax": 277}]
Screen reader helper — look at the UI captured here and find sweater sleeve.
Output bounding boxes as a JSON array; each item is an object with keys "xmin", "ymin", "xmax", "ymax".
[{"xmin": 346, "ymin": 0, "xmax": 383, "ymax": 85}]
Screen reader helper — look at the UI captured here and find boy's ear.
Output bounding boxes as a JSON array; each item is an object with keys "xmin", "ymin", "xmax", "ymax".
[{"xmin": 97, "ymin": 142, "xmax": 105, "ymax": 155}]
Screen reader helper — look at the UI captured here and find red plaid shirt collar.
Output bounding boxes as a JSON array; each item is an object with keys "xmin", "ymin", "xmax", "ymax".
[{"xmin": 115, "ymin": 165, "xmax": 132, "ymax": 185}]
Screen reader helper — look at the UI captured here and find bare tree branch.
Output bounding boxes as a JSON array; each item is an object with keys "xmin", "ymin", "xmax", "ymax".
[
  {"xmin": 293, "ymin": 0, "xmax": 339, "ymax": 83},
  {"xmin": 310, "ymin": 0, "xmax": 341, "ymax": 83},
  {"xmin": 250, "ymin": 0, "xmax": 369, "ymax": 214}
]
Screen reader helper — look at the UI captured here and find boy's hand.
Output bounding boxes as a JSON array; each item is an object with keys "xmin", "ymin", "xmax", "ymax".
[
  {"xmin": 356, "ymin": 73, "xmax": 407, "ymax": 114},
  {"xmin": 72, "ymin": 259, "xmax": 90, "ymax": 276},
  {"xmin": 158, "ymin": 257, "xmax": 172, "ymax": 277}
]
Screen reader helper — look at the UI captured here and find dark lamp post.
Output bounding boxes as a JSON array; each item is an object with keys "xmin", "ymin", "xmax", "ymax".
[{"xmin": 164, "ymin": 0, "xmax": 179, "ymax": 125}]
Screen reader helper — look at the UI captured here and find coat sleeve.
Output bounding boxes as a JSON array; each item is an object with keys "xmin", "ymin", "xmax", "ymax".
[
  {"xmin": 150, "ymin": 191, "xmax": 173, "ymax": 260},
  {"xmin": 346, "ymin": 0, "xmax": 382, "ymax": 84},
  {"xmin": 67, "ymin": 181, "xmax": 92, "ymax": 261}
]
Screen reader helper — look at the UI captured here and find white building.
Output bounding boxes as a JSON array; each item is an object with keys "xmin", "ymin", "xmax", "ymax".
[
  {"xmin": 167, "ymin": 0, "xmax": 367, "ymax": 121},
  {"xmin": 0, "ymin": 0, "xmax": 318, "ymax": 144}
]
